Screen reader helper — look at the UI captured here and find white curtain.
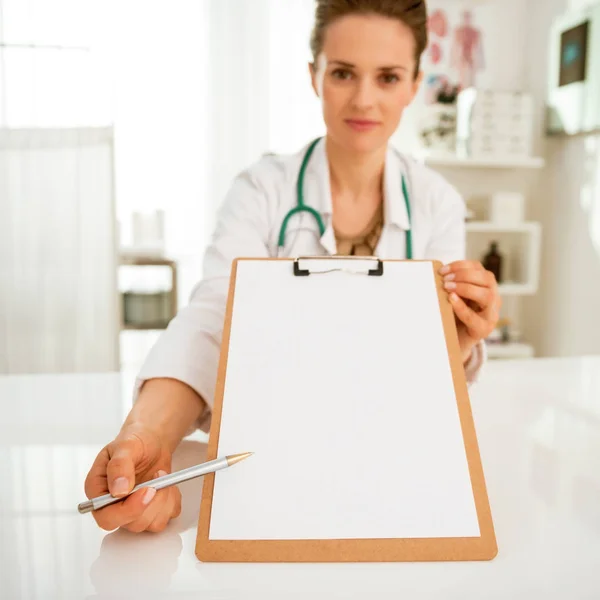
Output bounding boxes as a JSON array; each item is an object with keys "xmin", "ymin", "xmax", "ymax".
[
  {"xmin": 0, "ymin": 128, "xmax": 119, "ymax": 374},
  {"xmin": 205, "ymin": 0, "xmax": 324, "ymax": 238},
  {"xmin": 0, "ymin": 0, "xmax": 325, "ymax": 372}
]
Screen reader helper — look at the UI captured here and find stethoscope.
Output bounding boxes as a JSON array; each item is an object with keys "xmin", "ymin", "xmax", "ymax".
[{"xmin": 277, "ymin": 137, "xmax": 413, "ymax": 258}]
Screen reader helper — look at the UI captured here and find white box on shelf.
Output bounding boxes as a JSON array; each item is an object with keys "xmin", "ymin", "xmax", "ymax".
[
  {"xmin": 470, "ymin": 136, "xmax": 532, "ymax": 152},
  {"xmin": 423, "ymin": 155, "xmax": 545, "ymax": 168},
  {"xmin": 489, "ymin": 192, "xmax": 526, "ymax": 223},
  {"xmin": 486, "ymin": 342, "xmax": 535, "ymax": 359},
  {"xmin": 469, "ymin": 148, "xmax": 532, "ymax": 161},
  {"xmin": 457, "ymin": 88, "xmax": 535, "ymax": 158},
  {"xmin": 471, "ymin": 90, "xmax": 534, "ymax": 115},
  {"xmin": 469, "ymin": 132, "xmax": 533, "ymax": 158},
  {"xmin": 471, "ymin": 111, "xmax": 534, "ymax": 133}
]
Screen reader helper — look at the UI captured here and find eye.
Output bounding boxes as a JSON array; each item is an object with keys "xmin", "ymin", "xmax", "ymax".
[
  {"xmin": 331, "ymin": 68, "xmax": 353, "ymax": 81},
  {"xmin": 380, "ymin": 73, "xmax": 401, "ymax": 85}
]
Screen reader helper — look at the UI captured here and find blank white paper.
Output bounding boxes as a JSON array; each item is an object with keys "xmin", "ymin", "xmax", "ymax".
[{"xmin": 209, "ymin": 260, "xmax": 480, "ymax": 540}]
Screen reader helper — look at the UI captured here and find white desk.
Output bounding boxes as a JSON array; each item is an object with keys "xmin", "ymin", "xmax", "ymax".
[{"xmin": 1, "ymin": 358, "xmax": 600, "ymax": 599}]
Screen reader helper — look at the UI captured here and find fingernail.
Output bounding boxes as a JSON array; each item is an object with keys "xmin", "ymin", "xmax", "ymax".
[
  {"xmin": 450, "ymin": 292, "xmax": 459, "ymax": 302},
  {"xmin": 439, "ymin": 265, "xmax": 450, "ymax": 275},
  {"xmin": 111, "ymin": 477, "xmax": 130, "ymax": 497},
  {"xmin": 444, "ymin": 273, "xmax": 455, "ymax": 282},
  {"xmin": 143, "ymin": 487, "xmax": 157, "ymax": 505},
  {"xmin": 156, "ymin": 470, "xmax": 168, "ymax": 478},
  {"xmin": 444, "ymin": 281, "xmax": 456, "ymax": 290}
]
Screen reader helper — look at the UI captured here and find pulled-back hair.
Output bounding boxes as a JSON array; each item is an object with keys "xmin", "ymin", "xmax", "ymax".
[{"xmin": 310, "ymin": 0, "xmax": 428, "ymax": 78}]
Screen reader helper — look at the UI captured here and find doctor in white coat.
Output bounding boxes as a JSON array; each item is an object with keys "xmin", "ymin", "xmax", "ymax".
[{"xmin": 85, "ymin": 0, "xmax": 501, "ymax": 535}]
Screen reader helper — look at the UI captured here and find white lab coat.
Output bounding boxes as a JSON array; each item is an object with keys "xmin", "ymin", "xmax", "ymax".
[{"xmin": 135, "ymin": 138, "xmax": 485, "ymax": 431}]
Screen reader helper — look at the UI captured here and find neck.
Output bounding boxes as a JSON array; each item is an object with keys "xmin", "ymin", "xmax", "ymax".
[{"xmin": 326, "ymin": 136, "xmax": 386, "ymax": 201}]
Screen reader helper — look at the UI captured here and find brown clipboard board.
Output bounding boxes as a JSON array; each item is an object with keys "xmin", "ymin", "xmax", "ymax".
[{"xmin": 196, "ymin": 257, "xmax": 497, "ymax": 563}]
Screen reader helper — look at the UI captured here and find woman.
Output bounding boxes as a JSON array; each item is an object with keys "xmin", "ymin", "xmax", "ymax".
[{"xmin": 85, "ymin": 0, "xmax": 501, "ymax": 534}]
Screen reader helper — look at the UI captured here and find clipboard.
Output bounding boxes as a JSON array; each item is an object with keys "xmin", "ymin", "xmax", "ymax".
[{"xmin": 196, "ymin": 257, "xmax": 497, "ymax": 563}]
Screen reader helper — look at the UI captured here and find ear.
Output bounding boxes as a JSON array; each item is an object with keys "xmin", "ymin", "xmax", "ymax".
[{"xmin": 309, "ymin": 62, "xmax": 319, "ymax": 97}]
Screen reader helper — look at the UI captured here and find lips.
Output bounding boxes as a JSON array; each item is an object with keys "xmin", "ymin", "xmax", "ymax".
[{"xmin": 345, "ymin": 119, "xmax": 380, "ymax": 132}]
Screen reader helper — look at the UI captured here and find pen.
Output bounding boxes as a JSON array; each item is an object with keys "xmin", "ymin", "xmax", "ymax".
[{"xmin": 77, "ymin": 452, "xmax": 253, "ymax": 514}]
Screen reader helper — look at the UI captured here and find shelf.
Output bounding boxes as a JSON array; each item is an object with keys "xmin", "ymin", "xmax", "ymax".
[
  {"xmin": 423, "ymin": 155, "xmax": 545, "ymax": 169},
  {"xmin": 119, "ymin": 255, "xmax": 176, "ymax": 267},
  {"xmin": 466, "ymin": 221, "xmax": 541, "ymax": 233},
  {"xmin": 497, "ymin": 283, "xmax": 537, "ymax": 295},
  {"xmin": 118, "ymin": 257, "xmax": 178, "ymax": 331},
  {"xmin": 122, "ymin": 323, "xmax": 170, "ymax": 331},
  {"xmin": 466, "ymin": 222, "xmax": 541, "ymax": 295},
  {"xmin": 486, "ymin": 342, "xmax": 534, "ymax": 359}
]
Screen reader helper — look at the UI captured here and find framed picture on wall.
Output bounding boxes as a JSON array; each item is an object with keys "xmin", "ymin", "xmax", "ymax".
[
  {"xmin": 547, "ymin": 4, "xmax": 600, "ymax": 136},
  {"xmin": 559, "ymin": 21, "xmax": 589, "ymax": 87}
]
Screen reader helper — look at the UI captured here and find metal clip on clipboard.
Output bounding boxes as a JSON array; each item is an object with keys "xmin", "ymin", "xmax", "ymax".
[{"xmin": 292, "ymin": 256, "xmax": 384, "ymax": 277}]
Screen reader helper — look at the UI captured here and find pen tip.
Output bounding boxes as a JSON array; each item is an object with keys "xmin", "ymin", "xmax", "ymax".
[{"xmin": 226, "ymin": 452, "xmax": 253, "ymax": 466}]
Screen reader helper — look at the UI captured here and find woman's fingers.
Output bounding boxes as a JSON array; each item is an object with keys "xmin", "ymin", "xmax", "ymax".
[
  {"xmin": 105, "ymin": 439, "xmax": 143, "ymax": 498},
  {"xmin": 440, "ymin": 260, "xmax": 486, "ymax": 276},
  {"xmin": 122, "ymin": 490, "xmax": 165, "ymax": 533},
  {"xmin": 92, "ymin": 487, "xmax": 156, "ymax": 531},
  {"xmin": 84, "ymin": 448, "xmax": 111, "ymax": 502},
  {"xmin": 441, "ymin": 261, "xmax": 502, "ymax": 356},
  {"xmin": 171, "ymin": 487, "xmax": 182, "ymax": 519},
  {"xmin": 122, "ymin": 471, "xmax": 181, "ymax": 534},
  {"xmin": 88, "ymin": 465, "xmax": 179, "ymax": 533},
  {"xmin": 440, "ymin": 262, "xmax": 502, "ymax": 315},
  {"xmin": 84, "ymin": 445, "xmax": 153, "ymax": 531},
  {"xmin": 445, "ymin": 281, "xmax": 495, "ymax": 310},
  {"xmin": 443, "ymin": 267, "xmax": 496, "ymax": 289},
  {"xmin": 449, "ymin": 292, "xmax": 492, "ymax": 338},
  {"xmin": 147, "ymin": 487, "xmax": 182, "ymax": 533}
]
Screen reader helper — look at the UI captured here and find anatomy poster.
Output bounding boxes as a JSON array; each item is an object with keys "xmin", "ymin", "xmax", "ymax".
[{"xmin": 422, "ymin": 3, "xmax": 487, "ymax": 106}]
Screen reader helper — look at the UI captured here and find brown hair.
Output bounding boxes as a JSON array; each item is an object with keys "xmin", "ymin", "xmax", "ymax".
[{"xmin": 310, "ymin": 0, "xmax": 428, "ymax": 78}]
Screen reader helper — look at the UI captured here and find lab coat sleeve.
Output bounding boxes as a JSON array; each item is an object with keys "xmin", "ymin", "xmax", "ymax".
[
  {"xmin": 423, "ymin": 178, "xmax": 486, "ymax": 385},
  {"xmin": 133, "ymin": 169, "xmax": 272, "ymax": 432}
]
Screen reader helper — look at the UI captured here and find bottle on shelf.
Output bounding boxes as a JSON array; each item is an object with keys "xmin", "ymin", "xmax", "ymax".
[{"xmin": 483, "ymin": 241, "xmax": 503, "ymax": 283}]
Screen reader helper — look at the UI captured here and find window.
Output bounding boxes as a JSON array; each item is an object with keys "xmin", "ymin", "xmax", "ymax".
[{"xmin": 0, "ymin": 0, "xmax": 112, "ymax": 126}]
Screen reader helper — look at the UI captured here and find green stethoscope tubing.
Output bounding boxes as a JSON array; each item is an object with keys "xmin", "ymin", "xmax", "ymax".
[{"xmin": 277, "ymin": 137, "xmax": 413, "ymax": 259}]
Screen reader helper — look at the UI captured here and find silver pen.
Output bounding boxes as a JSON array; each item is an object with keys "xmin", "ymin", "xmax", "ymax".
[{"xmin": 77, "ymin": 452, "xmax": 253, "ymax": 514}]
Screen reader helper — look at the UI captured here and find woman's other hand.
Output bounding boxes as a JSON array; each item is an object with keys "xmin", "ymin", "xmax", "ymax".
[{"xmin": 439, "ymin": 260, "xmax": 502, "ymax": 363}]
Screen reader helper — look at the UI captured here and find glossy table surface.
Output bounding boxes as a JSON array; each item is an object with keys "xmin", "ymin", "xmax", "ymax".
[{"xmin": 1, "ymin": 357, "xmax": 600, "ymax": 599}]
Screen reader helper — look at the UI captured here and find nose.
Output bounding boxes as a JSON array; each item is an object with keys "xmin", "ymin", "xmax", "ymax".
[{"xmin": 351, "ymin": 76, "xmax": 376, "ymax": 111}]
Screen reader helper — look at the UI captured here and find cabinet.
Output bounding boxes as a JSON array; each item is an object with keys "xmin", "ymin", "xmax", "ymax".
[
  {"xmin": 118, "ymin": 256, "xmax": 178, "ymax": 331},
  {"xmin": 424, "ymin": 155, "xmax": 545, "ymax": 359}
]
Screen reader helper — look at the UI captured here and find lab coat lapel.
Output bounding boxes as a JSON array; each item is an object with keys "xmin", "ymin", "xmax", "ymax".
[
  {"xmin": 305, "ymin": 138, "xmax": 337, "ymax": 255},
  {"xmin": 378, "ymin": 146, "xmax": 411, "ymax": 258},
  {"xmin": 304, "ymin": 140, "xmax": 411, "ymax": 257},
  {"xmin": 320, "ymin": 223, "xmax": 337, "ymax": 255}
]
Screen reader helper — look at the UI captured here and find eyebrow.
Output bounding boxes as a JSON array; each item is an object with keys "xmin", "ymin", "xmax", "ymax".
[{"xmin": 329, "ymin": 60, "xmax": 408, "ymax": 72}]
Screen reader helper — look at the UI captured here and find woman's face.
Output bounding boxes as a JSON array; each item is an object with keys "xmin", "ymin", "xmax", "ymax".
[{"xmin": 311, "ymin": 14, "xmax": 422, "ymax": 154}]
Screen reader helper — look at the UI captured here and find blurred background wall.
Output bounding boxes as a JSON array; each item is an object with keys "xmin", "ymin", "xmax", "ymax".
[{"xmin": 1, "ymin": 0, "xmax": 599, "ymax": 375}]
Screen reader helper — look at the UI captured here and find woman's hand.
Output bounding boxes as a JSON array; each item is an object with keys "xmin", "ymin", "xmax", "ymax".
[
  {"xmin": 84, "ymin": 424, "xmax": 181, "ymax": 533},
  {"xmin": 439, "ymin": 261, "xmax": 502, "ymax": 363}
]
